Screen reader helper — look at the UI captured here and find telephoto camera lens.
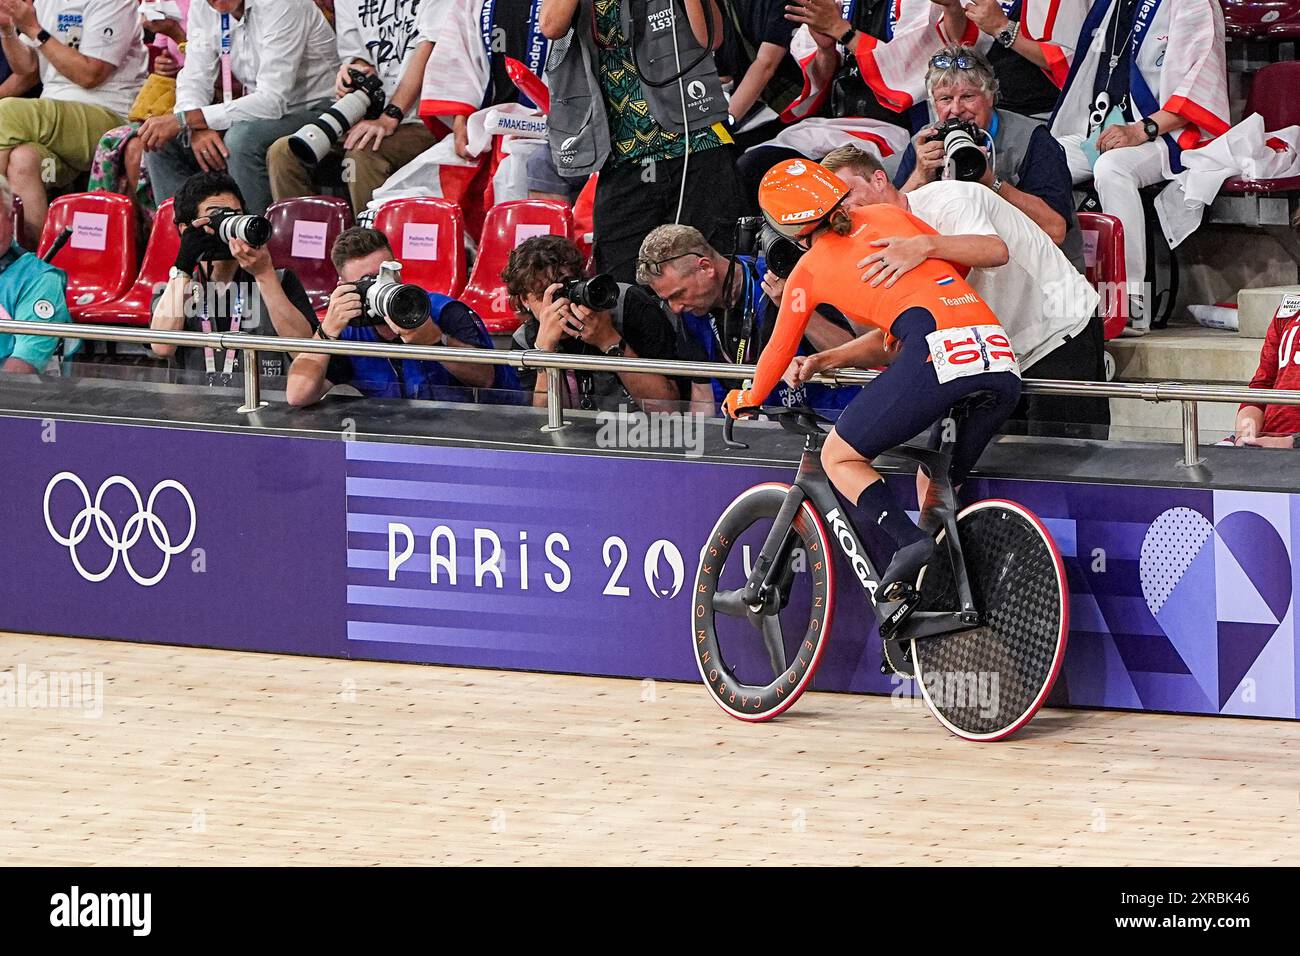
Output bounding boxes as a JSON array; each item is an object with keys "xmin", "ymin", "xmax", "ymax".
[
  {"xmin": 761, "ymin": 225, "xmax": 804, "ymax": 280},
  {"xmin": 927, "ymin": 119, "xmax": 987, "ymax": 183},
  {"xmin": 352, "ymin": 263, "xmax": 431, "ymax": 331},
  {"xmin": 561, "ymin": 274, "xmax": 619, "ymax": 311},
  {"xmin": 289, "ymin": 69, "xmax": 387, "ymax": 166},
  {"xmin": 208, "ymin": 207, "xmax": 272, "ymax": 248}
]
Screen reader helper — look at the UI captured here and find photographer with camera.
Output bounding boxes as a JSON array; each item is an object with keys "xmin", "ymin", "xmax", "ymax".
[
  {"xmin": 138, "ymin": 0, "xmax": 338, "ymax": 215},
  {"xmin": 636, "ymin": 222, "xmax": 861, "ymax": 413},
  {"xmin": 893, "ymin": 45, "xmax": 1082, "ymax": 271},
  {"xmin": 286, "ymin": 227, "xmax": 510, "ymax": 407},
  {"xmin": 150, "ymin": 171, "xmax": 316, "ymax": 383},
  {"xmin": 266, "ymin": 0, "xmax": 444, "ymax": 216},
  {"xmin": 504, "ymin": 235, "xmax": 686, "ymax": 412}
]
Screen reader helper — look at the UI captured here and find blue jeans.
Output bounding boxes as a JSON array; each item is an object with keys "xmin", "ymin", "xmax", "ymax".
[{"xmin": 144, "ymin": 101, "xmax": 331, "ymax": 215}]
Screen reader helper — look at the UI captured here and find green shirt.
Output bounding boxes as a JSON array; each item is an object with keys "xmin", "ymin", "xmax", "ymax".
[
  {"xmin": 0, "ymin": 242, "xmax": 74, "ymax": 370},
  {"xmin": 593, "ymin": 0, "xmax": 731, "ymax": 166}
]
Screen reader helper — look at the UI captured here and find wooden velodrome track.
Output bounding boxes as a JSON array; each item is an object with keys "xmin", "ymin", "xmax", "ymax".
[{"xmin": 2, "ymin": 631, "xmax": 1297, "ymax": 866}]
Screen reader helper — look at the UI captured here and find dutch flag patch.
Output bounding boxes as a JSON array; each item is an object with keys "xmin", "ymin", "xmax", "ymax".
[{"xmin": 936, "ymin": 276, "xmax": 955, "ymax": 286}]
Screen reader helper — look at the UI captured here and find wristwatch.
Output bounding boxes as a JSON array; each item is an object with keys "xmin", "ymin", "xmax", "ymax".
[
  {"xmin": 382, "ymin": 104, "xmax": 405, "ymax": 122},
  {"xmin": 604, "ymin": 338, "xmax": 626, "ymax": 357},
  {"xmin": 837, "ymin": 24, "xmax": 857, "ymax": 47},
  {"xmin": 1142, "ymin": 117, "xmax": 1160, "ymax": 141},
  {"xmin": 995, "ymin": 21, "xmax": 1020, "ymax": 48},
  {"xmin": 438, "ymin": 331, "xmax": 452, "ymax": 347},
  {"xmin": 168, "ymin": 266, "xmax": 190, "ymax": 282},
  {"xmin": 991, "ymin": 176, "xmax": 1004, "ymax": 194},
  {"xmin": 36, "ymin": 28, "xmax": 51, "ymax": 45}
]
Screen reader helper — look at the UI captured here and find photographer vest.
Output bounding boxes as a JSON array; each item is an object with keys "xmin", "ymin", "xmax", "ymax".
[
  {"xmin": 991, "ymin": 109, "xmax": 1084, "ymax": 272},
  {"xmin": 547, "ymin": 0, "xmax": 730, "ymax": 178}
]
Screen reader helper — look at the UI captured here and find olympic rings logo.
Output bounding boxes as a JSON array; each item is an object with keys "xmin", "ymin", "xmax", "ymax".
[{"xmin": 43, "ymin": 472, "xmax": 197, "ymax": 587}]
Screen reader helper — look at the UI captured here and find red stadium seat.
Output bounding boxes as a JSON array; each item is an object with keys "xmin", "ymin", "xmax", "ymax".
[
  {"xmin": 79, "ymin": 199, "xmax": 180, "ymax": 327},
  {"xmin": 265, "ymin": 195, "xmax": 354, "ymax": 313},
  {"xmin": 37, "ymin": 191, "xmax": 137, "ymax": 319},
  {"xmin": 459, "ymin": 200, "xmax": 573, "ymax": 334},
  {"xmin": 573, "ymin": 174, "xmax": 597, "ymax": 262},
  {"xmin": 1077, "ymin": 212, "xmax": 1128, "ymax": 341},
  {"xmin": 372, "ymin": 198, "xmax": 467, "ymax": 297},
  {"xmin": 1222, "ymin": 61, "xmax": 1300, "ymax": 197},
  {"xmin": 1221, "ymin": 0, "xmax": 1300, "ymax": 39}
]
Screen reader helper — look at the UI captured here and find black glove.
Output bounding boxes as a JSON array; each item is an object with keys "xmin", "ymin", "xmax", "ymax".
[{"xmin": 173, "ymin": 225, "xmax": 212, "ymax": 275}]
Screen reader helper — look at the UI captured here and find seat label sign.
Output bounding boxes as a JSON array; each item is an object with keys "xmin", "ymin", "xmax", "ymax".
[{"xmin": 70, "ymin": 212, "xmax": 108, "ymax": 251}]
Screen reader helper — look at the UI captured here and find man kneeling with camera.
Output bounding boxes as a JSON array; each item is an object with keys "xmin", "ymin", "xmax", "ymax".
[
  {"xmin": 151, "ymin": 172, "xmax": 316, "ymax": 384},
  {"xmin": 287, "ymin": 227, "xmax": 508, "ymax": 407}
]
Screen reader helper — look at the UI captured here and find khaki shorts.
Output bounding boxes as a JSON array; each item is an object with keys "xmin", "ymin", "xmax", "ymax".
[{"xmin": 0, "ymin": 97, "xmax": 125, "ymax": 187}]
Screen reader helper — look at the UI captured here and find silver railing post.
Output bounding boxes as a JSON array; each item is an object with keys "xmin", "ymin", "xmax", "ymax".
[
  {"xmin": 1179, "ymin": 400, "xmax": 1204, "ymax": 467},
  {"xmin": 236, "ymin": 348, "xmax": 265, "ymax": 414},
  {"xmin": 541, "ymin": 367, "xmax": 567, "ymax": 431}
]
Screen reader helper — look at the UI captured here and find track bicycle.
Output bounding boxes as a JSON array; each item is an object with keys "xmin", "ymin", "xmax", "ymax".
[{"xmin": 692, "ymin": 401, "xmax": 1069, "ymax": 741}]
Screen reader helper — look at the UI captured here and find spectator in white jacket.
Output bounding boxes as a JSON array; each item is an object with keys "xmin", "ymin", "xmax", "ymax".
[{"xmin": 137, "ymin": 0, "xmax": 337, "ymax": 214}]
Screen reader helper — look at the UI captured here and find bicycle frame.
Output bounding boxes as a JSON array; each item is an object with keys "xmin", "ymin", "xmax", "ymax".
[{"xmin": 736, "ymin": 429, "xmax": 982, "ymax": 646}]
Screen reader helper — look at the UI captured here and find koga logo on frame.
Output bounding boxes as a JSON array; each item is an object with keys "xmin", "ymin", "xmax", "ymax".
[
  {"xmin": 50, "ymin": 886, "xmax": 151, "ymax": 936},
  {"xmin": 43, "ymin": 472, "xmax": 197, "ymax": 586}
]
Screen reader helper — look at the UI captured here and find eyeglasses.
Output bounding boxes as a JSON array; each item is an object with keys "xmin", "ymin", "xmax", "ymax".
[
  {"xmin": 929, "ymin": 53, "xmax": 981, "ymax": 71},
  {"xmin": 637, "ymin": 252, "xmax": 706, "ymax": 278}
]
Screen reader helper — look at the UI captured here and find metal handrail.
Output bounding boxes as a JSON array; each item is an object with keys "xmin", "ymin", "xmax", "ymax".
[{"xmin": 4, "ymin": 319, "xmax": 1295, "ymax": 468}]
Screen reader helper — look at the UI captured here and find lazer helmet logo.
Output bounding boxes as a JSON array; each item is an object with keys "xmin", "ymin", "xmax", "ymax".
[
  {"xmin": 779, "ymin": 208, "xmax": 822, "ymax": 224},
  {"xmin": 826, "ymin": 508, "xmax": 877, "ymax": 597},
  {"xmin": 43, "ymin": 473, "xmax": 197, "ymax": 587}
]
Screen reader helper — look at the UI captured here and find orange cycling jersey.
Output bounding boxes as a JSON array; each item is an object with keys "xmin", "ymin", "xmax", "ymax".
[{"xmin": 749, "ymin": 204, "xmax": 1003, "ymax": 406}]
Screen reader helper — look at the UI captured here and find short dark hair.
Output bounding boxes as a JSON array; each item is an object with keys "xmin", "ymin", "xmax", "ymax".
[
  {"xmin": 331, "ymin": 227, "xmax": 394, "ymax": 272},
  {"xmin": 173, "ymin": 171, "xmax": 246, "ymax": 226},
  {"xmin": 501, "ymin": 235, "xmax": 584, "ymax": 314}
]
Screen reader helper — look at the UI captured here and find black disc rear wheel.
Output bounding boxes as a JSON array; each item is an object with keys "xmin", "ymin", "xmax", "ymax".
[{"xmin": 911, "ymin": 499, "xmax": 1068, "ymax": 741}]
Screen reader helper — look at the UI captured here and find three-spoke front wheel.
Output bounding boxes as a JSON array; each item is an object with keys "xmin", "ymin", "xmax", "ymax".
[{"xmin": 692, "ymin": 484, "xmax": 835, "ymax": 722}]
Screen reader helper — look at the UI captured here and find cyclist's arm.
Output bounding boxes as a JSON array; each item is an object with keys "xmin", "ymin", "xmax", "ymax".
[
  {"xmin": 812, "ymin": 328, "xmax": 897, "ymax": 372},
  {"xmin": 749, "ymin": 268, "xmax": 816, "ymax": 405}
]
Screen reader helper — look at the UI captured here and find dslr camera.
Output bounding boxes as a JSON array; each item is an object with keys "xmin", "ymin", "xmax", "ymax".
[
  {"xmin": 205, "ymin": 206, "xmax": 273, "ymax": 248},
  {"xmin": 559, "ymin": 273, "xmax": 619, "ymax": 311},
  {"xmin": 289, "ymin": 68, "xmax": 387, "ymax": 166},
  {"xmin": 735, "ymin": 216, "xmax": 804, "ymax": 280},
  {"xmin": 350, "ymin": 261, "xmax": 431, "ymax": 331},
  {"xmin": 924, "ymin": 118, "xmax": 988, "ymax": 183}
]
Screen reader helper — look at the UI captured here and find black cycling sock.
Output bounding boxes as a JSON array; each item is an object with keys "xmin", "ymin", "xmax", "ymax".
[{"xmin": 853, "ymin": 479, "xmax": 927, "ymax": 550}]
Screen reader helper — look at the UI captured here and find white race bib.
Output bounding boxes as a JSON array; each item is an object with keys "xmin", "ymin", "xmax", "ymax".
[{"xmin": 926, "ymin": 325, "xmax": 1020, "ymax": 384}]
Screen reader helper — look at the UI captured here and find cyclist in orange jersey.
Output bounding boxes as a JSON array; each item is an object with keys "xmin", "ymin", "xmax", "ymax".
[{"xmin": 723, "ymin": 159, "xmax": 1023, "ymax": 598}]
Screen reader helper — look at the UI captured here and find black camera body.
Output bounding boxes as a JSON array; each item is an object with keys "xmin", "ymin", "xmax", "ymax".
[
  {"xmin": 350, "ymin": 261, "xmax": 431, "ymax": 331},
  {"xmin": 925, "ymin": 118, "xmax": 988, "ymax": 183},
  {"xmin": 288, "ymin": 68, "xmax": 388, "ymax": 166},
  {"xmin": 205, "ymin": 206, "xmax": 273, "ymax": 248},
  {"xmin": 560, "ymin": 274, "xmax": 619, "ymax": 312},
  {"xmin": 735, "ymin": 216, "xmax": 804, "ymax": 280}
]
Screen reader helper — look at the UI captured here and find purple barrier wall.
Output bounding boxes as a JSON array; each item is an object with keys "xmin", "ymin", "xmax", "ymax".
[{"xmin": 1, "ymin": 415, "xmax": 1295, "ymax": 720}]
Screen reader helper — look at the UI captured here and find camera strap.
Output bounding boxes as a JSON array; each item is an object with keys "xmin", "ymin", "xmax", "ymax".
[
  {"xmin": 219, "ymin": 13, "xmax": 235, "ymax": 104},
  {"xmin": 711, "ymin": 259, "xmax": 758, "ymax": 366},
  {"xmin": 198, "ymin": 272, "xmax": 243, "ymax": 387}
]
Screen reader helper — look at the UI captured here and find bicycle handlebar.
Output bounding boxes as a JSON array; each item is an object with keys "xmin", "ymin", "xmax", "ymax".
[{"xmin": 723, "ymin": 405, "xmax": 833, "ymax": 450}]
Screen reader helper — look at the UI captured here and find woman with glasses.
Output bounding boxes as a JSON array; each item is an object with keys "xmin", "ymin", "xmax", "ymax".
[{"xmin": 724, "ymin": 159, "xmax": 1022, "ymax": 595}]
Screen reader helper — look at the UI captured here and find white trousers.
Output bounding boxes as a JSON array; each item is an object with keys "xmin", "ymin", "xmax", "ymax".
[{"xmin": 1059, "ymin": 135, "xmax": 1166, "ymax": 295}]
